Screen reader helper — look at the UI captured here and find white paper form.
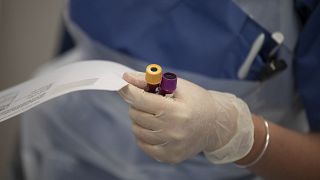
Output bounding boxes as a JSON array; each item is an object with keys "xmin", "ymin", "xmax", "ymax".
[{"xmin": 0, "ymin": 60, "xmax": 134, "ymax": 123}]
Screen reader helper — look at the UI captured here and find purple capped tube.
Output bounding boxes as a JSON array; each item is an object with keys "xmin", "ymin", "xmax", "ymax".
[{"xmin": 159, "ymin": 72, "xmax": 177, "ymax": 96}]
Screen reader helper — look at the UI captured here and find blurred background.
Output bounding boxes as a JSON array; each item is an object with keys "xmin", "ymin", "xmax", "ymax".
[{"xmin": 0, "ymin": 0, "xmax": 64, "ymax": 179}]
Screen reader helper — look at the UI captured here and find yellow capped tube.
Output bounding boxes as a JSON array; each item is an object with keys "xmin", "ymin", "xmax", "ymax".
[{"xmin": 145, "ymin": 64, "xmax": 162, "ymax": 93}]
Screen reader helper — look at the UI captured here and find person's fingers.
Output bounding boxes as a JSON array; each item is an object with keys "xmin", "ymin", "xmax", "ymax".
[
  {"xmin": 122, "ymin": 72, "xmax": 205, "ymax": 103},
  {"xmin": 129, "ymin": 107, "xmax": 164, "ymax": 131},
  {"xmin": 136, "ymin": 139, "xmax": 165, "ymax": 161},
  {"xmin": 173, "ymin": 78, "xmax": 207, "ymax": 101},
  {"xmin": 119, "ymin": 84, "xmax": 175, "ymax": 114},
  {"xmin": 132, "ymin": 123, "xmax": 168, "ymax": 145},
  {"xmin": 123, "ymin": 72, "xmax": 146, "ymax": 89}
]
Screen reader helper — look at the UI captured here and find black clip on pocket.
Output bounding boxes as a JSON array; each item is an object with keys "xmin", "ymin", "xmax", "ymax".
[
  {"xmin": 257, "ymin": 32, "xmax": 288, "ymax": 81},
  {"xmin": 257, "ymin": 58, "xmax": 287, "ymax": 81}
]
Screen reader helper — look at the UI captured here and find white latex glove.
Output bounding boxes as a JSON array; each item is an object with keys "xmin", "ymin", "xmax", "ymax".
[{"xmin": 119, "ymin": 72, "xmax": 254, "ymax": 164}]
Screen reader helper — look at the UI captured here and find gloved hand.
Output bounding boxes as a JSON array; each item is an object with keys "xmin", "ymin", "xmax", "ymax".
[{"xmin": 119, "ymin": 72, "xmax": 254, "ymax": 164}]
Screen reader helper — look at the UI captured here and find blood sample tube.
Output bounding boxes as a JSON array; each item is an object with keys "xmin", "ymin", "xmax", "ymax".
[
  {"xmin": 145, "ymin": 64, "xmax": 162, "ymax": 93},
  {"xmin": 159, "ymin": 72, "xmax": 177, "ymax": 96}
]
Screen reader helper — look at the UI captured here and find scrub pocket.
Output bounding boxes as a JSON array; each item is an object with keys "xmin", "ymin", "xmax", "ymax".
[{"xmin": 238, "ymin": 17, "xmax": 286, "ymax": 82}]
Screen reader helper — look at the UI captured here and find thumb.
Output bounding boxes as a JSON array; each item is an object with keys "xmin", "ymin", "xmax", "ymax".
[{"xmin": 123, "ymin": 72, "xmax": 147, "ymax": 89}]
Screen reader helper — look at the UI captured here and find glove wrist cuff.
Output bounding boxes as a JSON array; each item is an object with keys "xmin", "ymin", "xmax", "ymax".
[{"xmin": 204, "ymin": 97, "xmax": 254, "ymax": 164}]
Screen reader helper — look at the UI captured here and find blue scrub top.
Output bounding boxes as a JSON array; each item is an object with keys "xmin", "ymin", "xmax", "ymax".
[
  {"xmin": 69, "ymin": 0, "xmax": 267, "ymax": 80},
  {"xmin": 295, "ymin": 0, "xmax": 320, "ymax": 131},
  {"xmin": 69, "ymin": 0, "xmax": 320, "ymax": 131}
]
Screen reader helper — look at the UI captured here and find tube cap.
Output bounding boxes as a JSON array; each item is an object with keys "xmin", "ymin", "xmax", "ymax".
[
  {"xmin": 145, "ymin": 64, "xmax": 162, "ymax": 85},
  {"xmin": 160, "ymin": 72, "xmax": 177, "ymax": 94}
]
